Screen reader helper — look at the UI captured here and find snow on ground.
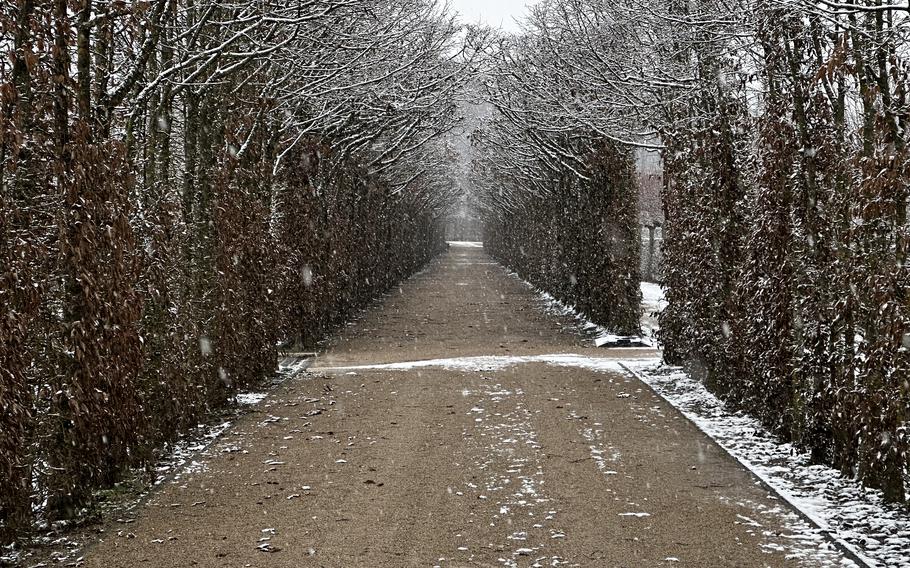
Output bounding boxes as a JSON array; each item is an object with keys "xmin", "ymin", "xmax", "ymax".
[
  {"xmin": 537, "ymin": 288, "xmax": 653, "ymax": 347},
  {"xmin": 622, "ymin": 362, "xmax": 910, "ymax": 568},
  {"xmin": 448, "ymin": 241, "xmax": 484, "ymax": 248},
  {"xmin": 506, "ymin": 271, "xmax": 656, "ymax": 347},
  {"xmin": 318, "ymin": 273, "xmax": 909, "ymax": 567},
  {"xmin": 322, "ymin": 353, "xmax": 863, "ymax": 565},
  {"xmin": 158, "ymin": 356, "xmax": 309, "ymax": 483},
  {"xmin": 0, "ymin": 357, "xmax": 315, "ymax": 568},
  {"xmin": 318, "ymin": 353, "xmax": 637, "ymax": 373},
  {"xmin": 494, "ymin": 276, "xmax": 906, "ymax": 567},
  {"xmin": 450, "ymin": 380, "xmax": 569, "ymax": 567},
  {"xmin": 234, "ymin": 392, "xmax": 268, "ymax": 405}
]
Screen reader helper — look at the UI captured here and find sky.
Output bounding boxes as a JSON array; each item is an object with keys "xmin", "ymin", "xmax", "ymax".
[{"xmin": 448, "ymin": 0, "xmax": 530, "ymax": 33}]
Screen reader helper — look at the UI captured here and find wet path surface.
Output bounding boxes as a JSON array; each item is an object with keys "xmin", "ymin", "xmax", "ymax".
[{"xmin": 81, "ymin": 245, "xmax": 849, "ymax": 567}]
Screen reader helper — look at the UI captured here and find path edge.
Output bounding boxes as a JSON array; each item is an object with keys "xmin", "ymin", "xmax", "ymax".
[{"xmin": 617, "ymin": 362, "xmax": 876, "ymax": 568}]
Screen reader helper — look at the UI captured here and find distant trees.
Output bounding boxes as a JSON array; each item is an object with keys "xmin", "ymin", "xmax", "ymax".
[
  {"xmin": 474, "ymin": 23, "xmax": 643, "ymax": 335},
  {"xmin": 476, "ymin": 0, "xmax": 910, "ymax": 502},
  {"xmin": 0, "ymin": 0, "xmax": 472, "ymax": 542}
]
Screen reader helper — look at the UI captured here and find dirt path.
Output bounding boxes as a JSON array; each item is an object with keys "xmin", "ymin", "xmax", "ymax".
[{"xmin": 80, "ymin": 245, "xmax": 848, "ymax": 567}]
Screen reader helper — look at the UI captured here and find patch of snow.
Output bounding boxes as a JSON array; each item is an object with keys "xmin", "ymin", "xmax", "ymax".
[
  {"xmin": 158, "ymin": 420, "xmax": 234, "ymax": 484},
  {"xmin": 594, "ymin": 334, "xmax": 628, "ymax": 347},
  {"xmin": 317, "ymin": 353, "xmax": 636, "ymax": 373},
  {"xmin": 234, "ymin": 392, "xmax": 267, "ymax": 405}
]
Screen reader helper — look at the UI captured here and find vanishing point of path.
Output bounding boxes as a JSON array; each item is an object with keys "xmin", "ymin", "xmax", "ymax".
[{"xmin": 81, "ymin": 245, "xmax": 849, "ymax": 567}]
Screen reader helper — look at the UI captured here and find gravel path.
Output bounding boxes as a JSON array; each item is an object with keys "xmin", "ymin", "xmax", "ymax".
[{"xmin": 79, "ymin": 245, "xmax": 849, "ymax": 567}]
